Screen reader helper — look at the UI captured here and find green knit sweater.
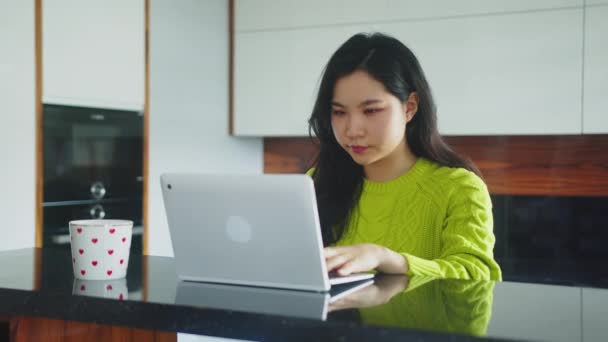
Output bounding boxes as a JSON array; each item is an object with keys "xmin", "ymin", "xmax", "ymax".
[
  {"xmin": 359, "ymin": 277, "xmax": 495, "ymax": 336},
  {"xmin": 308, "ymin": 158, "xmax": 502, "ymax": 281}
]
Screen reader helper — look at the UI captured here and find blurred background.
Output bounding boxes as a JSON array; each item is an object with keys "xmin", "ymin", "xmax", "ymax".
[
  {"xmin": 1, "ymin": 0, "xmax": 607, "ymax": 286},
  {"xmin": 1, "ymin": 1, "xmax": 608, "ymax": 341}
]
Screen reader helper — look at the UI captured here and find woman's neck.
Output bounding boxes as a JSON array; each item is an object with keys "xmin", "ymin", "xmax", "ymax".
[{"xmin": 364, "ymin": 140, "xmax": 417, "ymax": 182}]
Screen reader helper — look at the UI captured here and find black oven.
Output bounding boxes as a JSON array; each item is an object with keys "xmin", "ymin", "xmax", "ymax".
[{"xmin": 42, "ymin": 104, "xmax": 143, "ymax": 251}]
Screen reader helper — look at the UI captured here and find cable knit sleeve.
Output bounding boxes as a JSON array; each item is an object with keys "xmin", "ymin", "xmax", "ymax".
[{"xmin": 402, "ymin": 174, "xmax": 502, "ymax": 280}]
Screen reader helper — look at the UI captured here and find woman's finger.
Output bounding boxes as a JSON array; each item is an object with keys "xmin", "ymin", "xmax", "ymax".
[
  {"xmin": 326, "ymin": 254, "xmax": 350, "ymax": 272},
  {"xmin": 337, "ymin": 259, "xmax": 358, "ymax": 276},
  {"xmin": 323, "ymin": 246, "xmax": 345, "ymax": 259}
]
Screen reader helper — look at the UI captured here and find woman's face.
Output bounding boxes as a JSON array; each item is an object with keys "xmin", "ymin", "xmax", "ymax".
[{"xmin": 331, "ymin": 70, "xmax": 414, "ymax": 167}]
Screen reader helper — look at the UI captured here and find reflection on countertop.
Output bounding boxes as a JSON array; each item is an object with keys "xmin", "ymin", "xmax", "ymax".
[{"xmin": 1, "ymin": 247, "xmax": 608, "ymax": 342}]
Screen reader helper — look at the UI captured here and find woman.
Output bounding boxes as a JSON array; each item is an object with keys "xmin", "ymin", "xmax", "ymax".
[{"xmin": 307, "ymin": 32, "xmax": 501, "ymax": 280}]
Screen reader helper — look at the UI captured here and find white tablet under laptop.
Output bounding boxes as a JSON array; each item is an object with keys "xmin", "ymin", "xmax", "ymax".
[{"xmin": 161, "ymin": 173, "xmax": 374, "ymax": 292}]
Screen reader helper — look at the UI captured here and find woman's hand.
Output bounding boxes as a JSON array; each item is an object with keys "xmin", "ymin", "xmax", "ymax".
[
  {"xmin": 328, "ymin": 275, "xmax": 409, "ymax": 312},
  {"xmin": 324, "ymin": 243, "xmax": 409, "ymax": 275}
]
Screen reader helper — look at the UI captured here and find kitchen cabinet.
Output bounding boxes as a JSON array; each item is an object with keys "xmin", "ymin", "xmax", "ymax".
[
  {"xmin": 236, "ymin": 0, "xmax": 582, "ymax": 32},
  {"xmin": 43, "ymin": 0, "xmax": 144, "ymax": 111},
  {"xmin": 234, "ymin": 8, "xmax": 583, "ymax": 136},
  {"xmin": 583, "ymin": 5, "xmax": 608, "ymax": 134}
]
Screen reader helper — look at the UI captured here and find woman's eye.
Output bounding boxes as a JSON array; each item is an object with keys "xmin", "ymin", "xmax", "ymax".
[
  {"xmin": 364, "ymin": 108, "xmax": 382, "ymax": 115},
  {"xmin": 332, "ymin": 110, "xmax": 346, "ymax": 116}
]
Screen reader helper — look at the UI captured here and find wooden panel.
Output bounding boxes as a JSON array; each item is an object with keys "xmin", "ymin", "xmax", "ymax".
[
  {"xmin": 583, "ymin": 5, "xmax": 608, "ymax": 134},
  {"xmin": 11, "ymin": 316, "xmax": 62, "ymax": 342},
  {"xmin": 229, "ymin": 0, "xmax": 235, "ymax": 134},
  {"xmin": 34, "ymin": 248, "xmax": 42, "ymax": 290},
  {"xmin": 9, "ymin": 316, "xmax": 176, "ymax": 342},
  {"xmin": 143, "ymin": 0, "xmax": 150, "ymax": 255},
  {"xmin": 264, "ymin": 138, "xmax": 318, "ymax": 174},
  {"xmin": 35, "ymin": 0, "xmax": 43, "ymax": 248},
  {"xmin": 234, "ymin": 9, "xmax": 583, "ymax": 136},
  {"xmin": 235, "ymin": 0, "xmax": 582, "ymax": 32},
  {"xmin": 264, "ymin": 135, "xmax": 608, "ymax": 196},
  {"xmin": 445, "ymin": 136, "xmax": 608, "ymax": 196}
]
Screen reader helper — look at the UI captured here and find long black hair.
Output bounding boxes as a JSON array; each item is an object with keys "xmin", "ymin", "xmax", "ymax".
[{"xmin": 308, "ymin": 32, "xmax": 481, "ymax": 246}]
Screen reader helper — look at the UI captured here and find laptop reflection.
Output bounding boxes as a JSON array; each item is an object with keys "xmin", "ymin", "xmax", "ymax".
[{"xmin": 174, "ymin": 278, "xmax": 374, "ymax": 321}]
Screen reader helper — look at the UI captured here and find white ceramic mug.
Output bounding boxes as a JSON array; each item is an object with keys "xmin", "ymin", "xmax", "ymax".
[
  {"xmin": 69, "ymin": 219, "xmax": 133, "ymax": 280},
  {"xmin": 72, "ymin": 278, "xmax": 128, "ymax": 300}
]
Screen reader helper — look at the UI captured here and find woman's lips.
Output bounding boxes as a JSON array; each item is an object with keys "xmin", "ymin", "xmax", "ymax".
[{"xmin": 350, "ymin": 145, "xmax": 368, "ymax": 154}]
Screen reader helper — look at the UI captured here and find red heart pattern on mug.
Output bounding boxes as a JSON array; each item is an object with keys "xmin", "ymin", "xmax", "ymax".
[
  {"xmin": 106, "ymin": 285, "xmax": 113, "ymax": 291},
  {"xmin": 119, "ymin": 293, "xmax": 124, "ymax": 300},
  {"xmin": 72, "ymin": 222, "xmax": 132, "ymax": 279},
  {"xmin": 80, "ymin": 285, "xmax": 86, "ymax": 291}
]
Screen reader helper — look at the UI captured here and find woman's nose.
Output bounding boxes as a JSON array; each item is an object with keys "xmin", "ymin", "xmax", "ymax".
[{"xmin": 345, "ymin": 115, "xmax": 365, "ymax": 137}]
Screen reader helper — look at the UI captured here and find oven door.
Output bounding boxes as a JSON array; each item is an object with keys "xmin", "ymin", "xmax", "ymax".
[{"xmin": 42, "ymin": 104, "xmax": 143, "ymax": 203}]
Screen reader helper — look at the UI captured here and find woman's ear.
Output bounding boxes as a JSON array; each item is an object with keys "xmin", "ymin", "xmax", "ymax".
[{"xmin": 403, "ymin": 92, "xmax": 419, "ymax": 123}]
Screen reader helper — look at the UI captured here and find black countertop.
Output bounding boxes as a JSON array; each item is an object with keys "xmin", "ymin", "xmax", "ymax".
[{"xmin": 0, "ymin": 247, "xmax": 607, "ymax": 342}]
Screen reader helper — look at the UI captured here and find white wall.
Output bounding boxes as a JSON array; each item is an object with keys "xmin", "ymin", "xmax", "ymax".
[
  {"xmin": 149, "ymin": 0, "xmax": 263, "ymax": 257},
  {"xmin": 0, "ymin": 0, "xmax": 36, "ymax": 251}
]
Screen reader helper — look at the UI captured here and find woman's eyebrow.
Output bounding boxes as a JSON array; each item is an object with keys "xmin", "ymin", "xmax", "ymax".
[
  {"xmin": 359, "ymin": 99, "xmax": 382, "ymax": 107},
  {"xmin": 331, "ymin": 99, "xmax": 382, "ymax": 108}
]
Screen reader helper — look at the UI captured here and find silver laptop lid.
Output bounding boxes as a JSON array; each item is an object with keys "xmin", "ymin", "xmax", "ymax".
[{"xmin": 161, "ymin": 173, "xmax": 330, "ymax": 291}]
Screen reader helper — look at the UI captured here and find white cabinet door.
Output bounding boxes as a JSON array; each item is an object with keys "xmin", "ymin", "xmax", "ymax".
[
  {"xmin": 234, "ymin": 9, "xmax": 582, "ymax": 136},
  {"xmin": 236, "ymin": 0, "xmax": 582, "ymax": 31},
  {"xmin": 0, "ymin": 0, "xmax": 36, "ymax": 250},
  {"xmin": 582, "ymin": 288, "xmax": 608, "ymax": 342},
  {"xmin": 583, "ymin": 5, "xmax": 608, "ymax": 134},
  {"xmin": 394, "ymin": 9, "xmax": 582, "ymax": 135},
  {"xmin": 43, "ymin": 0, "xmax": 144, "ymax": 111},
  {"xmin": 234, "ymin": 28, "xmax": 354, "ymax": 136}
]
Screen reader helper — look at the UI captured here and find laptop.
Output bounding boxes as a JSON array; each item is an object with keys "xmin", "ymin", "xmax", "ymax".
[
  {"xmin": 174, "ymin": 278, "xmax": 374, "ymax": 320},
  {"xmin": 161, "ymin": 173, "xmax": 374, "ymax": 292}
]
